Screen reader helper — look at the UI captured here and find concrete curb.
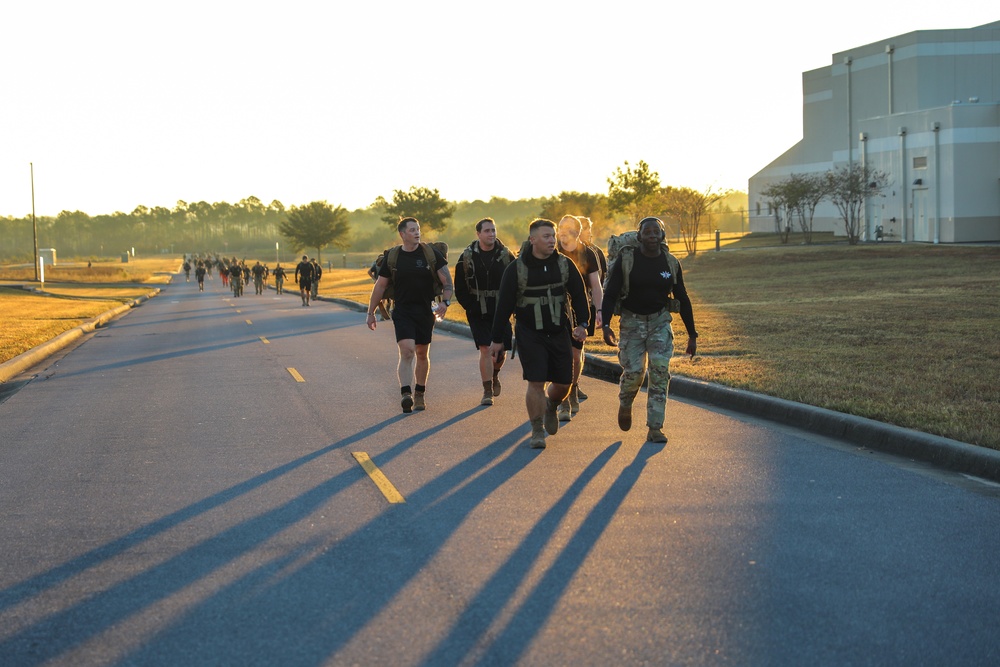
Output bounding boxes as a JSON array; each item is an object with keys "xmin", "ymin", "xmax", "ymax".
[
  {"xmin": 0, "ymin": 289, "xmax": 160, "ymax": 384},
  {"xmin": 326, "ymin": 294, "xmax": 1000, "ymax": 482},
  {"xmin": 584, "ymin": 354, "xmax": 1000, "ymax": 483}
]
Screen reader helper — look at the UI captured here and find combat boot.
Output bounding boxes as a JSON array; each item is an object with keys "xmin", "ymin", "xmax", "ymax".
[
  {"xmin": 568, "ymin": 384, "xmax": 581, "ymax": 416},
  {"xmin": 413, "ymin": 390, "xmax": 426, "ymax": 411},
  {"xmin": 529, "ymin": 417, "xmax": 546, "ymax": 449},
  {"xmin": 543, "ymin": 398, "xmax": 560, "ymax": 435},
  {"xmin": 646, "ymin": 427, "xmax": 668, "ymax": 443},
  {"xmin": 557, "ymin": 399, "xmax": 572, "ymax": 422},
  {"xmin": 481, "ymin": 381, "xmax": 494, "ymax": 406},
  {"xmin": 618, "ymin": 401, "xmax": 633, "ymax": 431}
]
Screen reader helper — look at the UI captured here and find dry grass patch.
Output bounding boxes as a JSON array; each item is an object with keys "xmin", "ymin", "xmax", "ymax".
[
  {"xmin": 680, "ymin": 244, "xmax": 1000, "ymax": 448},
  {"xmin": 0, "ymin": 256, "xmax": 178, "ymax": 284},
  {"xmin": 0, "ymin": 287, "xmax": 123, "ymax": 363},
  {"xmin": 319, "ymin": 244, "xmax": 1000, "ymax": 448}
]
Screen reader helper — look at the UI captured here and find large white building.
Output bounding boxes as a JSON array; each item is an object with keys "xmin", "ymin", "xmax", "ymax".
[{"xmin": 748, "ymin": 20, "xmax": 1000, "ymax": 243}]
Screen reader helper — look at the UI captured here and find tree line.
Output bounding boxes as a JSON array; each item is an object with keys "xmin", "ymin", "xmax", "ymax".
[{"xmin": 0, "ymin": 162, "xmax": 749, "ymax": 263}]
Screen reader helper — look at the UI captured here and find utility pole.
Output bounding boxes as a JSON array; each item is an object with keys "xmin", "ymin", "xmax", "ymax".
[{"xmin": 31, "ymin": 163, "xmax": 39, "ymax": 282}]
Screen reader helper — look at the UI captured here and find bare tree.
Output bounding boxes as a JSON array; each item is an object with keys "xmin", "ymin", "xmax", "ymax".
[
  {"xmin": 794, "ymin": 173, "xmax": 830, "ymax": 244},
  {"xmin": 760, "ymin": 181, "xmax": 793, "ymax": 243},
  {"xmin": 762, "ymin": 173, "xmax": 829, "ymax": 244},
  {"xmin": 825, "ymin": 165, "xmax": 890, "ymax": 245},
  {"xmin": 659, "ymin": 185, "xmax": 731, "ymax": 255}
]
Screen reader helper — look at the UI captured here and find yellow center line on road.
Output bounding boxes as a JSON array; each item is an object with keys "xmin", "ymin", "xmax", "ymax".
[
  {"xmin": 259, "ymin": 336, "xmax": 270, "ymax": 344},
  {"xmin": 287, "ymin": 367, "xmax": 305, "ymax": 382},
  {"xmin": 245, "ymin": 319, "xmax": 252, "ymax": 325},
  {"xmin": 352, "ymin": 452, "xmax": 406, "ymax": 504}
]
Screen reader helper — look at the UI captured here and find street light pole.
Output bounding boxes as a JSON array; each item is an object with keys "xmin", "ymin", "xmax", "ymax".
[{"xmin": 30, "ymin": 163, "xmax": 39, "ymax": 282}]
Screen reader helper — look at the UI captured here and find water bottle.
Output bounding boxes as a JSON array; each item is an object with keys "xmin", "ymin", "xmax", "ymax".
[{"xmin": 431, "ymin": 301, "xmax": 443, "ymax": 322}]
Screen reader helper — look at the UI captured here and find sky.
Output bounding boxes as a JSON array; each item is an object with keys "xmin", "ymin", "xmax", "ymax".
[{"xmin": 1, "ymin": 1, "xmax": 997, "ymax": 218}]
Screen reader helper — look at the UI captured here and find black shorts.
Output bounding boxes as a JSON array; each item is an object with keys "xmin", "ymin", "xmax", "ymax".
[
  {"xmin": 299, "ymin": 279, "xmax": 312, "ymax": 291},
  {"xmin": 515, "ymin": 322, "xmax": 573, "ymax": 385},
  {"xmin": 392, "ymin": 303, "xmax": 435, "ymax": 345},
  {"xmin": 469, "ymin": 316, "xmax": 512, "ymax": 350}
]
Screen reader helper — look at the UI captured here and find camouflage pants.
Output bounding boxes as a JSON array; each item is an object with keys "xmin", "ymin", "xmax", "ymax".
[{"xmin": 617, "ymin": 308, "xmax": 674, "ymax": 429}]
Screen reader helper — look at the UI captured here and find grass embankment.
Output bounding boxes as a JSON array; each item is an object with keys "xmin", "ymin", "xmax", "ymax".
[
  {"xmin": 0, "ymin": 258, "xmax": 173, "ymax": 364},
  {"xmin": 321, "ymin": 242, "xmax": 1000, "ymax": 449}
]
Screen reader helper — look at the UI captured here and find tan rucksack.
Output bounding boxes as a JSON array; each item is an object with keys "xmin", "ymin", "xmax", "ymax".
[
  {"xmin": 604, "ymin": 232, "xmax": 680, "ymax": 315},
  {"xmin": 383, "ymin": 242, "xmax": 449, "ymax": 298}
]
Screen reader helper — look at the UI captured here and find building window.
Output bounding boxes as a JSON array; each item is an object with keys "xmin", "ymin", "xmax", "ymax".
[{"xmin": 913, "ymin": 156, "xmax": 928, "ymax": 169}]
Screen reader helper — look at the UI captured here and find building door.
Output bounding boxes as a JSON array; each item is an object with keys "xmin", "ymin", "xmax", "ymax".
[{"xmin": 912, "ymin": 190, "xmax": 929, "ymax": 242}]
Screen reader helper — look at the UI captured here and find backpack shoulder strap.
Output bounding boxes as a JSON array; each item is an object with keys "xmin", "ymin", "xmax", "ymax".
[
  {"xmin": 461, "ymin": 245, "xmax": 474, "ymax": 275},
  {"xmin": 620, "ymin": 246, "xmax": 636, "ymax": 300},
  {"xmin": 665, "ymin": 252, "xmax": 680, "ymax": 289},
  {"xmin": 386, "ymin": 246, "xmax": 401, "ymax": 284},
  {"xmin": 420, "ymin": 242, "xmax": 436, "ymax": 271}
]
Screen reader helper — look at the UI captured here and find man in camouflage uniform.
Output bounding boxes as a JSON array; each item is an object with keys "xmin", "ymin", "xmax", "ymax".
[{"xmin": 601, "ymin": 217, "xmax": 698, "ymax": 443}]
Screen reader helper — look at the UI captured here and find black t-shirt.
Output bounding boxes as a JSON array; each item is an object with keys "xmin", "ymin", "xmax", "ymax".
[
  {"xmin": 558, "ymin": 242, "xmax": 599, "ymax": 280},
  {"xmin": 558, "ymin": 241, "xmax": 599, "ymax": 302},
  {"xmin": 602, "ymin": 247, "xmax": 697, "ymax": 338},
  {"xmin": 378, "ymin": 245, "xmax": 447, "ymax": 306},
  {"xmin": 621, "ymin": 251, "xmax": 673, "ymax": 314},
  {"xmin": 296, "ymin": 261, "xmax": 314, "ymax": 282}
]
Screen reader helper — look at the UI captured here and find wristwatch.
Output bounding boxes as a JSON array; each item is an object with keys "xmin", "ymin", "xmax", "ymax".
[{"xmin": 442, "ymin": 300, "xmax": 450, "ymax": 306}]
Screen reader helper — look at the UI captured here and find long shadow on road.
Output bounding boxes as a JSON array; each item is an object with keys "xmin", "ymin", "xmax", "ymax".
[
  {"xmin": 0, "ymin": 407, "xmax": 493, "ymax": 665},
  {"xmin": 0, "ymin": 418, "xmax": 400, "ymax": 664},
  {"xmin": 111, "ymin": 415, "xmax": 532, "ymax": 665}
]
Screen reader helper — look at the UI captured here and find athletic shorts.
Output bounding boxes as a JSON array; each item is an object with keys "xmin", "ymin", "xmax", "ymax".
[
  {"xmin": 392, "ymin": 303, "xmax": 435, "ymax": 345},
  {"xmin": 299, "ymin": 279, "xmax": 312, "ymax": 291},
  {"xmin": 515, "ymin": 322, "xmax": 573, "ymax": 385},
  {"xmin": 469, "ymin": 316, "xmax": 512, "ymax": 350}
]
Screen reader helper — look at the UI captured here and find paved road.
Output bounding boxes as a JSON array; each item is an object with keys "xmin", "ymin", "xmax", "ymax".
[{"xmin": 1, "ymin": 275, "xmax": 998, "ymax": 666}]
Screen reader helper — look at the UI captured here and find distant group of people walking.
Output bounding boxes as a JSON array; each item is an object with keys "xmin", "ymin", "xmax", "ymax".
[
  {"xmin": 366, "ymin": 214, "xmax": 698, "ymax": 449},
  {"xmin": 182, "ymin": 254, "xmax": 321, "ymax": 300}
]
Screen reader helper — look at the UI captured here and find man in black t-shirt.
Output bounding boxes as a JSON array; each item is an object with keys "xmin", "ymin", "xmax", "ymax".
[
  {"xmin": 251, "ymin": 261, "xmax": 266, "ymax": 295},
  {"xmin": 367, "ymin": 218, "xmax": 454, "ymax": 413},
  {"xmin": 454, "ymin": 217, "xmax": 515, "ymax": 407},
  {"xmin": 195, "ymin": 262, "xmax": 206, "ymax": 291},
  {"xmin": 295, "ymin": 255, "xmax": 314, "ymax": 306}
]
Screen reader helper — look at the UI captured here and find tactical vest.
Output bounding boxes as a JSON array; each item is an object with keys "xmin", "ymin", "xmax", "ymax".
[
  {"xmin": 460, "ymin": 242, "xmax": 514, "ymax": 313},
  {"xmin": 515, "ymin": 247, "xmax": 572, "ymax": 330}
]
